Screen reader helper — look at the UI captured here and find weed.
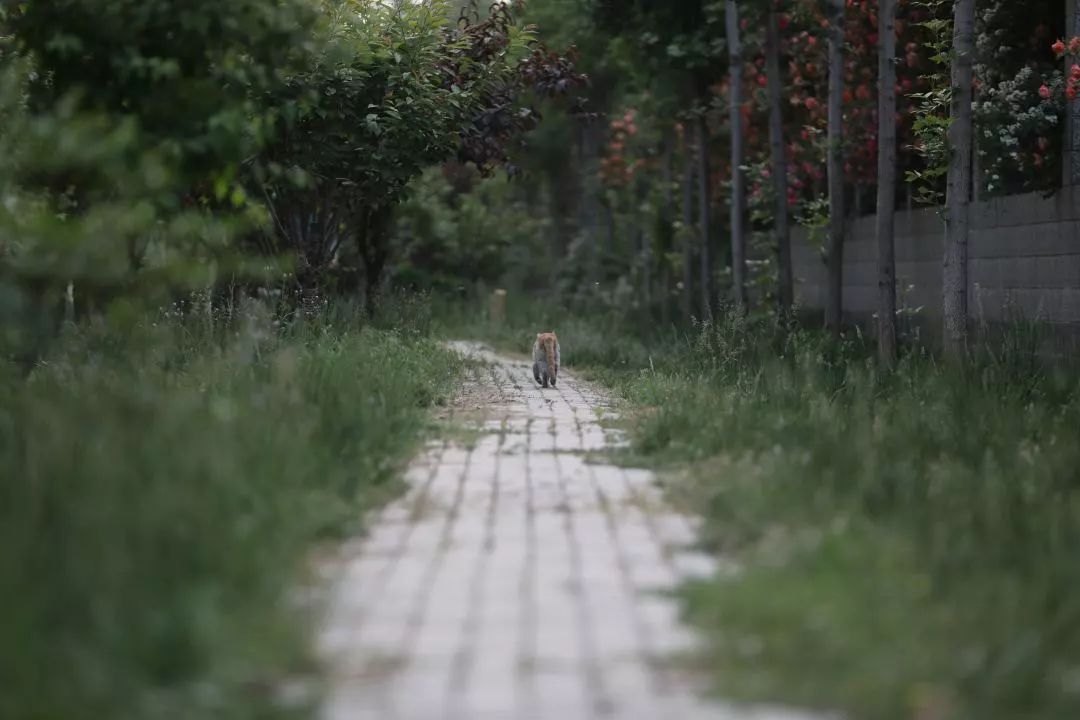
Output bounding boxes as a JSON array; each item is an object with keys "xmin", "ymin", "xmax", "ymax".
[{"xmin": 0, "ymin": 303, "xmax": 462, "ymax": 720}]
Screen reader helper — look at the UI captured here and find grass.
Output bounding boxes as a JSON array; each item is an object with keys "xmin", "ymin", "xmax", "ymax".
[
  {"xmin": 442, "ymin": 295, "xmax": 1080, "ymax": 720},
  {"xmin": 0, "ymin": 301, "xmax": 463, "ymax": 720}
]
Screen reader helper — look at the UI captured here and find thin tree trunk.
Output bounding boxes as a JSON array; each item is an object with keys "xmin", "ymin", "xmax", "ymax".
[
  {"xmin": 726, "ymin": 0, "xmax": 747, "ymax": 310},
  {"xmin": 64, "ymin": 281, "xmax": 75, "ymax": 325},
  {"xmin": 943, "ymin": 0, "xmax": 976, "ymax": 359},
  {"xmin": 661, "ymin": 129, "xmax": 675, "ymax": 324},
  {"xmin": 636, "ymin": 179, "xmax": 652, "ymax": 311},
  {"xmin": 579, "ymin": 122, "xmax": 602, "ymax": 289},
  {"xmin": 696, "ymin": 114, "xmax": 713, "ymax": 319},
  {"xmin": 876, "ymin": 0, "xmax": 899, "ymax": 368},
  {"xmin": 825, "ymin": 0, "xmax": 846, "ymax": 337},
  {"xmin": 766, "ymin": 7, "xmax": 792, "ymax": 313},
  {"xmin": 360, "ymin": 206, "xmax": 393, "ymax": 316},
  {"xmin": 678, "ymin": 128, "xmax": 695, "ymax": 317},
  {"xmin": 547, "ymin": 178, "xmax": 564, "ymax": 287},
  {"xmin": 681, "ymin": 129, "xmax": 695, "ymax": 318},
  {"xmin": 603, "ymin": 198, "xmax": 617, "ymax": 277}
]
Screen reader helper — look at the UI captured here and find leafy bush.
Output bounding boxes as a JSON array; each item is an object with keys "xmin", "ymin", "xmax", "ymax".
[
  {"xmin": 11, "ymin": 0, "xmax": 316, "ymax": 187},
  {"xmin": 392, "ymin": 166, "xmax": 550, "ymax": 293}
]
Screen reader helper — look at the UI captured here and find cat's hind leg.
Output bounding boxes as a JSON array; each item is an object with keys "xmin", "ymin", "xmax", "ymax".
[{"xmin": 533, "ymin": 362, "xmax": 542, "ymax": 386}]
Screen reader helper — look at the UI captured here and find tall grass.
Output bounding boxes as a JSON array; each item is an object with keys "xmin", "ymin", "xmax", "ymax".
[
  {"xmin": 0, "ymin": 302, "xmax": 462, "ymax": 720},
  {"xmin": 442, "ymin": 295, "xmax": 1080, "ymax": 720}
]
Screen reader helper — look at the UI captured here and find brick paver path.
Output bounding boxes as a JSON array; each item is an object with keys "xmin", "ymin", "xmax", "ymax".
[{"xmin": 318, "ymin": 343, "xmax": 820, "ymax": 720}]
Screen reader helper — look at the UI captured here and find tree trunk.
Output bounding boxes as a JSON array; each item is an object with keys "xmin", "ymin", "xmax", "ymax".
[
  {"xmin": 660, "ymin": 128, "xmax": 675, "ymax": 324},
  {"xmin": 64, "ymin": 281, "xmax": 75, "ymax": 325},
  {"xmin": 726, "ymin": 0, "xmax": 747, "ymax": 310},
  {"xmin": 825, "ymin": 0, "xmax": 846, "ymax": 337},
  {"xmin": 360, "ymin": 206, "xmax": 393, "ymax": 316},
  {"xmin": 766, "ymin": 7, "xmax": 793, "ymax": 314},
  {"xmin": 603, "ymin": 197, "xmax": 617, "ymax": 279},
  {"xmin": 636, "ymin": 179, "xmax": 652, "ymax": 312},
  {"xmin": 696, "ymin": 114, "xmax": 713, "ymax": 319},
  {"xmin": 876, "ymin": 0, "xmax": 899, "ymax": 368},
  {"xmin": 579, "ymin": 122, "xmax": 602, "ymax": 289},
  {"xmin": 681, "ymin": 129, "xmax": 695, "ymax": 319},
  {"xmin": 943, "ymin": 0, "xmax": 976, "ymax": 359}
]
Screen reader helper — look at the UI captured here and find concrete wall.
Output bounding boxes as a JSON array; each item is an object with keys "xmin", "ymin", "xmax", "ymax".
[{"xmin": 793, "ymin": 186, "xmax": 1080, "ymax": 333}]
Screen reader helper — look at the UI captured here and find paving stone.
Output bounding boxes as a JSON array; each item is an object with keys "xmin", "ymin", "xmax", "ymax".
[{"xmin": 318, "ymin": 342, "xmax": 829, "ymax": 720}]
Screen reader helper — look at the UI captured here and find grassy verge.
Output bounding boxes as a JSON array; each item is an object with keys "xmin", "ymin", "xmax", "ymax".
[
  {"xmin": 0, "ymin": 304, "xmax": 462, "ymax": 720},
  {"xmin": 441, "ymin": 296, "xmax": 1080, "ymax": 720}
]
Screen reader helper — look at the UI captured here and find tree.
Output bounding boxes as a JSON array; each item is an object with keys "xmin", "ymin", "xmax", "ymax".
[
  {"xmin": 256, "ymin": 1, "xmax": 585, "ymax": 308},
  {"xmin": 697, "ymin": 111, "xmax": 713, "ymax": 318},
  {"xmin": 943, "ymin": 0, "xmax": 976, "ymax": 358},
  {"xmin": 12, "ymin": 0, "xmax": 317, "ymax": 190},
  {"xmin": 726, "ymin": 0, "xmax": 747, "ymax": 310},
  {"xmin": 682, "ymin": 125, "xmax": 696, "ymax": 317},
  {"xmin": 825, "ymin": 0, "xmax": 845, "ymax": 337},
  {"xmin": 876, "ymin": 0, "xmax": 899, "ymax": 367},
  {"xmin": 765, "ymin": 1, "xmax": 792, "ymax": 313}
]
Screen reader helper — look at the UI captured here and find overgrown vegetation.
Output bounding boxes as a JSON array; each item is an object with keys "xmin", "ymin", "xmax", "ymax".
[
  {"xmin": 0, "ymin": 1, "xmax": 588, "ymax": 716},
  {"xmin": 4, "ymin": 0, "xmax": 1080, "ymax": 716},
  {"xmin": 0, "ymin": 305, "xmax": 461, "ymax": 720},
  {"xmin": 445, "ymin": 298, "xmax": 1080, "ymax": 720}
]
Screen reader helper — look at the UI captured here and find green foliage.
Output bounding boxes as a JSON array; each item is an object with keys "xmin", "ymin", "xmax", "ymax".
[
  {"xmin": 0, "ymin": 57, "xmax": 262, "ymax": 363},
  {"xmin": 11, "ymin": 0, "xmax": 317, "ymax": 188},
  {"xmin": 0, "ymin": 306, "xmax": 462, "ymax": 720},
  {"xmin": 265, "ymin": 0, "xmax": 528, "ymax": 210},
  {"xmin": 392, "ymin": 166, "xmax": 549, "ymax": 292},
  {"xmin": 905, "ymin": 1, "xmax": 954, "ymax": 207},
  {"xmin": 1, "ymin": 0, "xmax": 584, "ymax": 358}
]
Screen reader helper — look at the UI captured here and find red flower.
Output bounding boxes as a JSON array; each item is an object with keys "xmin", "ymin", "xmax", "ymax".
[
  {"xmin": 1068, "ymin": 85, "xmax": 1079, "ymax": 101},
  {"xmin": 757, "ymin": 74, "xmax": 768, "ymax": 87},
  {"xmin": 1070, "ymin": 64, "xmax": 1080, "ymax": 79},
  {"xmin": 1053, "ymin": 39, "xmax": 1067, "ymax": 56},
  {"xmin": 1039, "ymin": 84, "xmax": 1052, "ymax": 99},
  {"xmin": 1071, "ymin": 37, "xmax": 1080, "ymax": 55},
  {"xmin": 804, "ymin": 97, "xmax": 820, "ymax": 111}
]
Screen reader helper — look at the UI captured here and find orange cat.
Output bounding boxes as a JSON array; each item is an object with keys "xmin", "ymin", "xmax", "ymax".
[{"xmin": 532, "ymin": 332, "xmax": 560, "ymax": 388}]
